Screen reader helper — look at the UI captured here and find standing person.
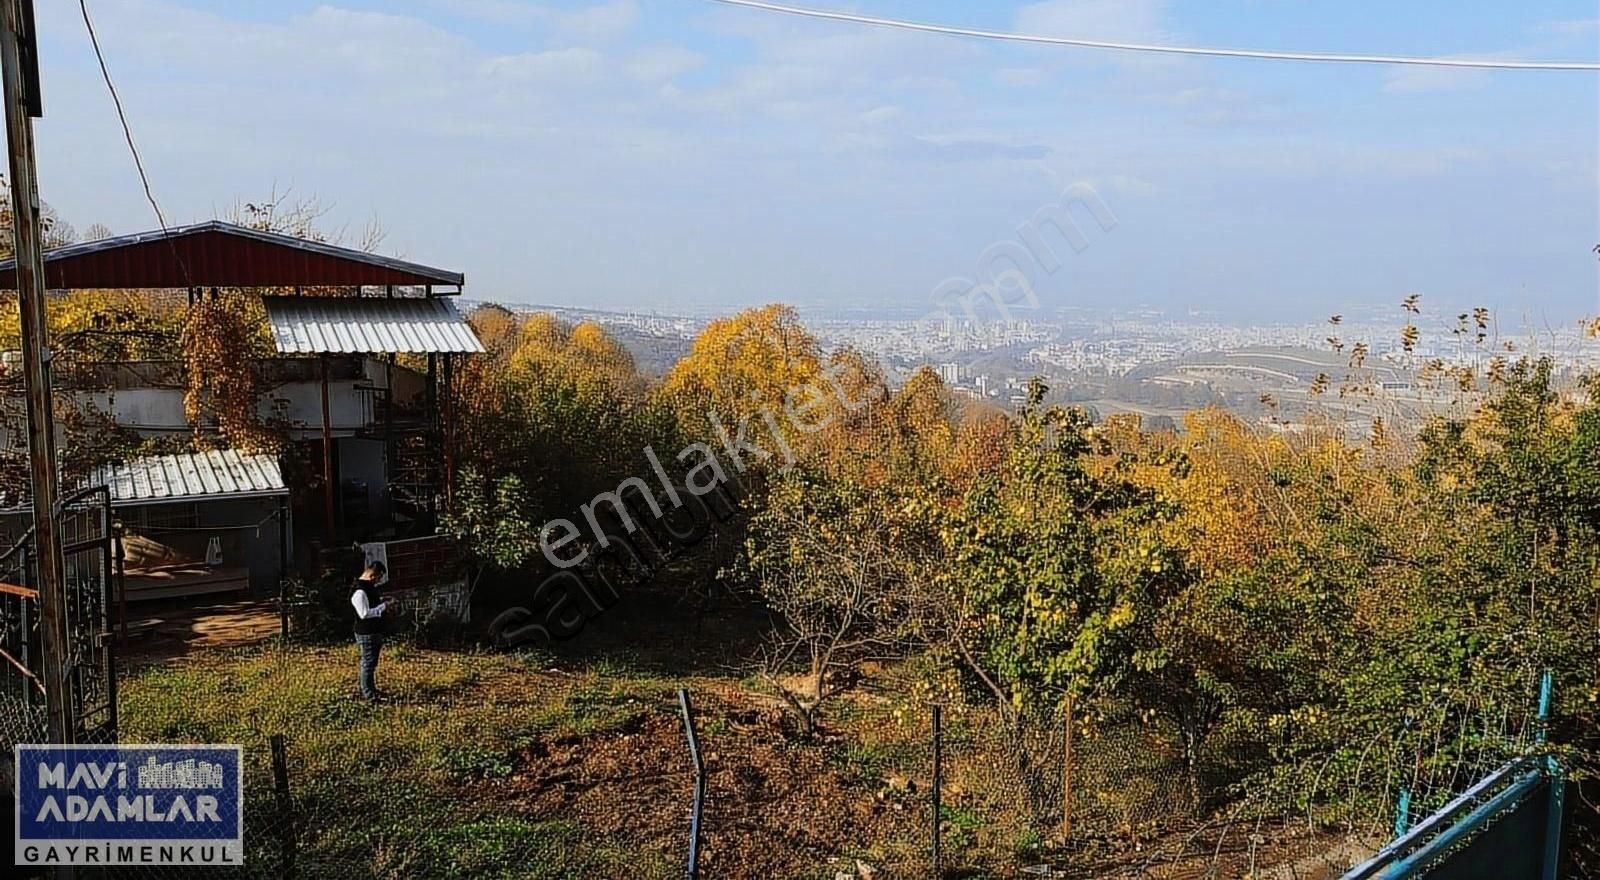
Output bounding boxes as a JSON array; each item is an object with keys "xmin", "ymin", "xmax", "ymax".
[{"xmin": 351, "ymin": 561, "xmax": 389, "ymax": 702}]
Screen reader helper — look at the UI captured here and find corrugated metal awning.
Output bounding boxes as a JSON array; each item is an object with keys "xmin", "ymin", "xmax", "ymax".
[
  {"xmin": 262, "ymin": 296, "xmax": 485, "ymax": 354},
  {"xmin": 90, "ymin": 450, "xmax": 288, "ymax": 506}
]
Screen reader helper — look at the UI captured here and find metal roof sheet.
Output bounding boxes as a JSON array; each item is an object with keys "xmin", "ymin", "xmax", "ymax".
[
  {"xmin": 262, "ymin": 295, "xmax": 485, "ymax": 354},
  {"xmin": 0, "ymin": 220, "xmax": 464, "ymax": 289},
  {"xmin": 89, "ymin": 449, "xmax": 287, "ymax": 506}
]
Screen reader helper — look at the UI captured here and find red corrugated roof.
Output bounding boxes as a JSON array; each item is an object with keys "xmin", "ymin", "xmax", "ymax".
[{"xmin": 0, "ymin": 221, "xmax": 464, "ymax": 290}]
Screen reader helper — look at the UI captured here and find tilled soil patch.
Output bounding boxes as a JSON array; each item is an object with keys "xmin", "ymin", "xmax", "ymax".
[{"xmin": 487, "ymin": 697, "xmax": 926, "ymax": 878}]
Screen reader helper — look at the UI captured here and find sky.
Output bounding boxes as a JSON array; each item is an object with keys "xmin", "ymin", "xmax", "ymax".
[{"xmin": 24, "ymin": 0, "xmax": 1600, "ymax": 322}]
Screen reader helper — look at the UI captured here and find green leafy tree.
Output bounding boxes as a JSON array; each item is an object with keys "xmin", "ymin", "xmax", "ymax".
[{"xmin": 744, "ymin": 467, "xmax": 922, "ymax": 736}]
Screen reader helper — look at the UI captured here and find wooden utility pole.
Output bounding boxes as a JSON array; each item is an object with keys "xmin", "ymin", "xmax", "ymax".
[{"xmin": 1, "ymin": 0, "xmax": 74, "ymax": 750}]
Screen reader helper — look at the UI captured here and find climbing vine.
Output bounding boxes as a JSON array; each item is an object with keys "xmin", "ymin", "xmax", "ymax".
[
  {"xmin": 179, "ymin": 293, "xmax": 277, "ymax": 452},
  {"xmin": 177, "ymin": 188, "xmax": 386, "ymax": 453}
]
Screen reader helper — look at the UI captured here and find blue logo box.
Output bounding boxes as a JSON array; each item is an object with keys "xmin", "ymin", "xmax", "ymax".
[{"xmin": 14, "ymin": 744, "xmax": 244, "ymax": 867}]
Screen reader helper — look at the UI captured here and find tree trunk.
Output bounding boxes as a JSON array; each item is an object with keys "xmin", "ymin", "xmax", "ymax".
[
  {"xmin": 1183, "ymin": 728, "xmax": 1201, "ymax": 814},
  {"xmin": 1001, "ymin": 718, "xmax": 1053, "ymax": 825}
]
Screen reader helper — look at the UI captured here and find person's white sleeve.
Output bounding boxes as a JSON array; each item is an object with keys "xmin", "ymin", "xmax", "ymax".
[{"xmin": 352, "ymin": 590, "xmax": 372, "ymax": 619}]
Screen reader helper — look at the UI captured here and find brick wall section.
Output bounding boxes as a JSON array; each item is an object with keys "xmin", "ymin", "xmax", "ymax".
[{"xmin": 383, "ymin": 536, "xmax": 459, "ymax": 594}]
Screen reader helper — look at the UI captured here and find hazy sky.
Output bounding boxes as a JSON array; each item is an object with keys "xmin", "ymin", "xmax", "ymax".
[{"xmin": 27, "ymin": 0, "xmax": 1600, "ymax": 321}]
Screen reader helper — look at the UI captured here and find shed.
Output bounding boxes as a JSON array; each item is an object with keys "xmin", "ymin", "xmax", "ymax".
[
  {"xmin": 93, "ymin": 450, "xmax": 292, "ymax": 601},
  {"xmin": 1, "ymin": 218, "xmax": 477, "ymax": 559}
]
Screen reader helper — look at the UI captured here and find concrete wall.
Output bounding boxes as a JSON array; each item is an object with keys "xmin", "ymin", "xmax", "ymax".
[
  {"xmin": 49, "ymin": 356, "xmax": 427, "ymax": 444},
  {"xmin": 81, "ymin": 380, "xmax": 374, "ymax": 439}
]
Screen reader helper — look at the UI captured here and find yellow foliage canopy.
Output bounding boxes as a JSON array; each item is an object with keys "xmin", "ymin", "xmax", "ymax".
[{"xmin": 657, "ymin": 303, "xmax": 823, "ymax": 438}]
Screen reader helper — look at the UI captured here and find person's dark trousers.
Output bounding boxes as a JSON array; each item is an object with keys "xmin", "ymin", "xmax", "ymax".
[{"xmin": 356, "ymin": 633, "xmax": 384, "ymax": 700}]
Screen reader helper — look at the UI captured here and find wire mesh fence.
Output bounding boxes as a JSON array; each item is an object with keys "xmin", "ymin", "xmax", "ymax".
[{"xmin": 4, "ymin": 618, "xmax": 1567, "ymax": 880}]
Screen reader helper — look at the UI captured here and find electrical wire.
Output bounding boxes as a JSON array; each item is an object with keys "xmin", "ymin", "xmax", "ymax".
[
  {"xmin": 123, "ymin": 509, "xmax": 282, "ymax": 534},
  {"xmin": 77, "ymin": 0, "xmax": 192, "ymax": 286},
  {"xmin": 708, "ymin": 0, "xmax": 1600, "ymax": 71}
]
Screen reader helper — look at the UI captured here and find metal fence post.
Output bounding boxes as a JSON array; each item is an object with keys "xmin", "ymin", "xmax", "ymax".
[
  {"xmin": 277, "ymin": 501, "xmax": 290, "ymax": 643},
  {"xmin": 931, "ymin": 704, "xmax": 942, "ymax": 879},
  {"xmin": 678, "ymin": 688, "xmax": 706, "ymax": 880},
  {"xmin": 270, "ymin": 733, "xmax": 297, "ymax": 879},
  {"xmin": 1392, "ymin": 787, "xmax": 1411, "ymax": 839},
  {"xmin": 1535, "ymin": 669, "xmax": 1553, "ymax": 744},
  {"xmin": 112, "ymin": 529, "xmax": 126, "ymax": 647},
  {"xmin": 1536, "ymin": 670, "xmax": 1562, "ymax": 880},
  {"xmin": 97, "ymin": 498, "xmax": 117, "ymax": 741},
  {"xmin": 1061, "ymin": 695, "xmax": 1073, "ymax": 844},
  {"xmin": 1393, "ymin": 716, "xmax": 1415, "ymax": 839}
]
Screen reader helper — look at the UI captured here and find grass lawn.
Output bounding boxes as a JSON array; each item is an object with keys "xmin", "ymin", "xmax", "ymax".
[
  {"xmin": 115, "ymin": 615, "xmax": 1323, "ymax": 879},
  {"xmin": 121, "ymin": 643, "xmax": 688, "ymax": 879}
]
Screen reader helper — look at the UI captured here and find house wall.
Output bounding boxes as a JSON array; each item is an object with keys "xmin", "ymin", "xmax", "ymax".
[
  {"xmin": 362, "ymin": 358, "xmax": 427, "ymax": 407},
  {"xmin": 85, "ymin": 387, "xmax": 188, "ymax": 435},
  {"xmin": 59, "ymin": 356, "xmax": 425, "ymax": 443},
  {"xmin": 82, "ymin": 381, "xmax": 374, "ymax": 439}
]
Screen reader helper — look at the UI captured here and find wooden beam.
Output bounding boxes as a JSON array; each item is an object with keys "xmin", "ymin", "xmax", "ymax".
[
  {"xmin": 0, "ymin": 580, "xmax": 38, "ymax": 599},
  {"xmin": 0, "ymin": 644, "xmax": 44, "ymax": 694}
]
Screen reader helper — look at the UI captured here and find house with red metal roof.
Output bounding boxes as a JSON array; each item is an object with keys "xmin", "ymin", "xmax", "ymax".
[{"xmin": 0, "ymin": 222, "xmax": 483, "ymax": 605}]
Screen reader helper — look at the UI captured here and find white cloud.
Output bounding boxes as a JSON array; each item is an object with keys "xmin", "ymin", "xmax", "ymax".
[
  {"xmin": 995, "ymin": 67, "xmax": 1046, "ymax": 87},
  {"xmin": 1143, "ymin": 86, "xmax": 1291, "ymax": 127},
  {"xmin": 422, "ymin": 0, "xmax": 541, "ymax": 26},
  {"xmin": 301, "ymin": 6, "xmax": 470, "ymax": 75},
  {"xmin": 552, "ymin": 0, "xmax": 637, "ymax": 38},
  {"xmin": 857, "ymin": 105, "xmax": 902, "ymax": 125},
  {"xmin": 1530, "ymin": 18, "xmax": 1599, "ymax": 38},
  {"xmin": 424, "ymin": 0, "xmax": 636, "ymax": 37},
  {"xmin": 1382, "ymin": 65, "xmax": 1493, "ymax": 95},
  {"xmin": 1094, "ymin": 174, "xmax": 1158, "ymax": 195},
  {"xmin": 481, "ymin": 47, "xmax": 605, "ymax": 84},
  {"xmin": 912, "ymin": 131, "xmax": 1053, "ymax": 162},
  {"xmin": 1011, "ymin": 0, "xmax": 1187, "ymax": 74},
  {"xmin": 624, "ymin": 46, "xmax": 705, "ymax": 83},
  {"xmin": 1014, "ymin": 0, "xmax": 1172, "ymax": 42}
]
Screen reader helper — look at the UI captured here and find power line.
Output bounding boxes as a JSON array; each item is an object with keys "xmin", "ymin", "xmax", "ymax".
[
  {"xmin": 708, "ymin": 0, "xmax": 1600, "ymax": 71},
  {"xmin": 77, "ymin": 0, "xmax": 165, "ymax": 228},
  {"xmin": 77, "ymin": 0, "xmax": 191, "ymax": 286}
]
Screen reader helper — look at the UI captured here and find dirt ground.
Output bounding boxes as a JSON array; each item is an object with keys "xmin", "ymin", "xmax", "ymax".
[
  {"xmin": 471, "ymin": 686, "xmax": 1362, "ymax": 879},
  {"xmin": 114, "ymin": 590, "xmax": 1372, "ymax": 879},
  {"xmin": 484, "ymin": 693, "xmax": 934, "ymax": 878},
  {"xmin": 117, "ymin": 597, "xmax": 282, "ymax": 659}
]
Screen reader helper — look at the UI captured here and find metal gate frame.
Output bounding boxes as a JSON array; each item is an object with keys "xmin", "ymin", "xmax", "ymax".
[{"xmin": 0, "ymin": 484, "xmax": 119, "ymax": 748}]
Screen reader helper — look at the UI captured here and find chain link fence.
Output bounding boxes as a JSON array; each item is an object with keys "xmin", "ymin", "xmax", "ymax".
[{"xmin": 4, "ymin": 614, "xmax": 1562, "ymax": 879}]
